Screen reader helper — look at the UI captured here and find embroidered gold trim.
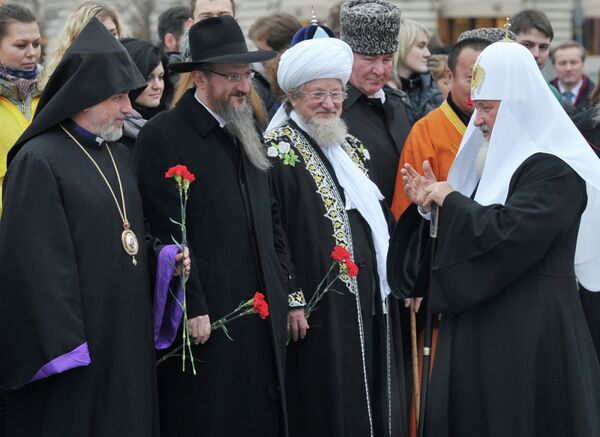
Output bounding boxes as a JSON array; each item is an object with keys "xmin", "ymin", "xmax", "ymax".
[
  {"xmin": 440, "ymin": 100, "xmax": 467, "ymax": 136},
  {"xmin": 288, "ymin": 290, "xmax": 306, "ymax": 308},
  {"xmin": 265, "ymin": 124, "xmax": 368, "ymax": 295}
]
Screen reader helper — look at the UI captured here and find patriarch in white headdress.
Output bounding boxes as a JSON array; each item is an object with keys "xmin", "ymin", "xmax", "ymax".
[{"xmin": 448, "ymin": 40, "xmax": 600, "ymax": 290}]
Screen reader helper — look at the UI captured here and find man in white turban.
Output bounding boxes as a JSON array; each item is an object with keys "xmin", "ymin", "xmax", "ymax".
[
  {"xmin": 400, "ymin": 39, "xmax": 600, "ymax": 436},
  {"xmin": 265, "ymin": 35, "xmax": 408, "ymax": 437}
]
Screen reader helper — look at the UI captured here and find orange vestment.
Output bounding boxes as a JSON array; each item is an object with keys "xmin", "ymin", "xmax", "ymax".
[{"xmin": 391, "ymin": 100, "xmax": 466, "ymax": 220}]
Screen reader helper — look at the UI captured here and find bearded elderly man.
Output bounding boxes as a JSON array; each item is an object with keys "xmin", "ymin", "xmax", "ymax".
[
  {"xmin": 265, "ymin": 35, "xmax": 407, "ymax": 437},
  {"xmin": 399, "ymin": 40, "xmax": 600, "ymax": 437},
  {"xmin": 0, "ymin": 19, "xmax": 190, "ymax": 437},
  {"xmin": 135, "ymin": 16, "xmax": 290, "ymax": 437}
]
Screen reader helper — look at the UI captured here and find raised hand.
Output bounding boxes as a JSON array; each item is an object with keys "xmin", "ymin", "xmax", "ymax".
[{"xmin": 400, "ymin": 160, "xmax": 437, "ymax": 211}]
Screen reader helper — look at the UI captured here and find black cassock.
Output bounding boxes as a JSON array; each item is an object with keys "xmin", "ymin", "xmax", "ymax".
[
  {"xmin": 424, "ymin": 153, "xmax": 600, "ymax": 437},
  {"xmin": 265, "ymin": 121, "xmax": 407, "ymax": 437},
  {"xmin": 0, "ymin": 126, "xmax": 159, "ymax": 436},
  {"xmin": 135, "ymin": 89, "xmax": 289, "ymax": 437}
]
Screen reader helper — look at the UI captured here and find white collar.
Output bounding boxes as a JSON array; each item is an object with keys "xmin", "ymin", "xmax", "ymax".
[
  {"xmin": 194, "ymin": 91, "xmax": 226, "ymax": 128},
  {"xmin": 367, "ymin": 88, "xmax": 386, "ymax": 104}
]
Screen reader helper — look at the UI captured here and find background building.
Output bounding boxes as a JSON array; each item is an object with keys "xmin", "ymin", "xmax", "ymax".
[{"xmin": 5, "ymin": 0, "xmax": 600, "ymax": 76}]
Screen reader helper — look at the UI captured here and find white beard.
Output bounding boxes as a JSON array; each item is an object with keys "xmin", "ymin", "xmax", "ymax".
[
  {"xmin": 303, "ymin": 116, "xmax": 348, "ymax": 147},
  {"xmin": 475, "ymin": 138, "xmax": 490, "ymax": 178}
]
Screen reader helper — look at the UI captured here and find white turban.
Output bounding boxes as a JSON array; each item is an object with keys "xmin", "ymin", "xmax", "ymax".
[{"xmin": 265, "ymin": 37, "xmax": 354, "ymax": 131}]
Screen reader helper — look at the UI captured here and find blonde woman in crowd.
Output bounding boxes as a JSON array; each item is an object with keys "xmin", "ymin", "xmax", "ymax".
[
  {"xmin": 391, "ymin": 18, "xmax": 442, "ymax": 123},
  {"xmin": 41, "ymin": 1, "xmax": 126, "ymax": 87}
]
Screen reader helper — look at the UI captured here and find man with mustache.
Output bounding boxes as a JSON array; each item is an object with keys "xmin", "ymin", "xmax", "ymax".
[
  {"xmin": 399, "ymin": 40, "xmax": 600, "ymax": 437},
  {"xmin": 265, "ymin": 34, "xmax": 408, "ymax": 437},
  {"xmin": 135, "ymin": 16, "xmax": 290, "ymax": 437},
  {"xmin": 0, "ymin": 19, "xmax": 190, "ymax": 436}
]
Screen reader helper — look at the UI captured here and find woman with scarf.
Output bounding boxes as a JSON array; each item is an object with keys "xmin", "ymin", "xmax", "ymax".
[
  {"xmin": 391, "ymin": 18, "xmax": 442, "ymax": 124},
  {"xmin": 0, "ymin": 4, "xmax": 41, "ymax": 218},
  {"xmin": 0, "ymin": 5, "xmax": 41, "ymax": 433},
  {"xmin": 120, "ymin": 38, "xmax": 173, "ymax": 152}
]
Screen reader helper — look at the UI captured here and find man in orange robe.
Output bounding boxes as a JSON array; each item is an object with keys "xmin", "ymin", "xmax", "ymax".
[{"xmin": 391, "ymin": 38, "xmax": 490, "ymax": 219}]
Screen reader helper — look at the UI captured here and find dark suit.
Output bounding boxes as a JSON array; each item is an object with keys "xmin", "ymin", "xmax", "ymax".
[{"xmin": 342, "ymin": 85, "xmax": 413, "ymax": 206}]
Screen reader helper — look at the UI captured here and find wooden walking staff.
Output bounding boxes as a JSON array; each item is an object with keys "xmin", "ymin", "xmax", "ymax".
[
  {"xmin": 410, "ymin": 300, "xmax": 420, "ymax": 421},
  {"xmin": 417, "ymin": 203, "xmax": 439, "ymax": 437}
]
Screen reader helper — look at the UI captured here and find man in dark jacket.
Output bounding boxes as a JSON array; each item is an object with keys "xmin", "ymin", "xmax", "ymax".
[
  {"xmin": 339, "ymin": 0, "xmax": 413, "ymax": 207},
  {"xmin": 135, "ymin": 16, "xmax": 290, "ymax": 437}
]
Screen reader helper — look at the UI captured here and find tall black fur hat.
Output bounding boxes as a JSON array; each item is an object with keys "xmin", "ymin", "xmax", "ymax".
[{"xmin": 340, "ymin": 0, "xmax": 401, "ymax": 55}]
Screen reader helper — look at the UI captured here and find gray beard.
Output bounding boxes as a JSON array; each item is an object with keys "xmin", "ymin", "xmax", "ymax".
[
  {"xmin": 98, "ymin": 123, "xmax": 123, "ymax": 142},
  {"xmin": 218, "ymin": 102, "xmax": 271, "ymax": 171},
  {"xmin": 475, "ymin": 138, "xmax": 489, "ymax": 178},
  {"xmin": 302, "ymin": 116, "xmax": 348, "ymax": 147}
]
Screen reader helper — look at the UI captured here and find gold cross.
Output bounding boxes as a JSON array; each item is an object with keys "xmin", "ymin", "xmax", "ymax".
[{"xmin": 503, "ymin": 17, "xmax": 511, "ymax": 41}]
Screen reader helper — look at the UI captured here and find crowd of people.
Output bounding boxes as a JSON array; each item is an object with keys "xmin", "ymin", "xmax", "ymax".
[{"xmin": 0, "ymin": 0, "xmax": 599, "ymax": 436}]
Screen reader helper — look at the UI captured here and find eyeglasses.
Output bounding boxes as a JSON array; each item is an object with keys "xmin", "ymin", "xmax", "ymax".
[
  {"xmin": 205, "ymin": 70, "xmax": 256, "ymax": 82},
  {"xmin": 301, "ymin": 91, "xmax": 347, "ymax": 103}
]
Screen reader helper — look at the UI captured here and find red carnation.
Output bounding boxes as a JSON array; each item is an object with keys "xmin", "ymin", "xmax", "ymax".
[
  {"xmin": 344, "ymin": 259, "xmax": 359, "ymax": 277},
  {"xmin": 331, "ymin": 245, "xmax": 351, "ymax": 262},
  {"xmin": 252, "ymin": 292, "xmax": 269, "ymax": 319},
  {"xmin": 165, "ymin": 164, "xmax": 189, "ymax": 179}
]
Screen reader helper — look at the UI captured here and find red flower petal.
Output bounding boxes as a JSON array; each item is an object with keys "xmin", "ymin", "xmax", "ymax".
[
  {"xmin": 345, "ymin": 259, "xmax": 359, "ymax": 277},
  {"xmin": 331, "ymin": 245, "xmax": 351, "ymax": 262}
]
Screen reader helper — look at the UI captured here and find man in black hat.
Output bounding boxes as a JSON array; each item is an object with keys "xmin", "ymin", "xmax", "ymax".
[
  {"xmin": 136, "ymin": 16, "xmax": 291, "ymax": 437},
  {"xmin": 0, "ymin": 18, "xmax": 190, "ymax": 437}
]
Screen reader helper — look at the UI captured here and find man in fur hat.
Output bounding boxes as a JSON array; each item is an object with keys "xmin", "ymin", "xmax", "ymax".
[{"xmin": 339, "ymin": 0, "xmax": 412, "ymax": 207}]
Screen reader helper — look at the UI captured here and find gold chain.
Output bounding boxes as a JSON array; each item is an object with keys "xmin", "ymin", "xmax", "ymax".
[{"xmin": 59, "ymin": 124, "xmax": 129, "ymax": 226}]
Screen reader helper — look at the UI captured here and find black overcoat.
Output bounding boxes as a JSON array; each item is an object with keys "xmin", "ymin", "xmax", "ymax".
[
  {"xmin": 135, "ymin": 89, "xmax": 289, "ymax": 437},
  {"xmin": 342, "ymin": 85, "xmax": 412, "ymax": 206}
]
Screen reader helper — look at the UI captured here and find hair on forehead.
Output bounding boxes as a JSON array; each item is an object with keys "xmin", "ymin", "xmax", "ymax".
[
  {"xmin": 448, "ymin": 38, "xmax": 489, "ymax": 74},
  {"xmin": 510, "ymin": 9, "xmax": 554, "ymax": 41},
  {"xmin": 191, "ymin": 0, "xmax": 236, "ymax": 17}
]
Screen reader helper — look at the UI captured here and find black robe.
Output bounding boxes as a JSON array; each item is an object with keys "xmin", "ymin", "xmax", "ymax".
[
  {"xmin": 0, "ymin": 125, "xmax": 159, "ymax": 436},
  {"xmin": 425, "ymin": 153, "xmax": 600, "ymax": 437},
  {"xmin": 265, "ymin": 121, "xmax": 407, "ymax": 437},
  {"xmin": 135, "ymin": 89, "xmax": 289, "ymax": 437},
  {"xmin": 342, "ymin": 85, "xmax": 412, "ymax": 206},
  {"xmin": 572, "ymin": 108, "xmax": 600, "ymax": 359}
]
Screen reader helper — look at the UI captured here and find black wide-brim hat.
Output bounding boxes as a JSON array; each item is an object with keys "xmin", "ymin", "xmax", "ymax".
[{"xmin": 170, "ymin": 16, "xmax": 276, "ymax": 72}]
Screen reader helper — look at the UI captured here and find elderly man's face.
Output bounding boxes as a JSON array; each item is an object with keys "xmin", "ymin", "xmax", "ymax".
[
  {"xmin": 82, "ymin": 93, "xmax": 132, "ymax": 141},
  {"xmin": 554, "ymin": 47, "xmax": 584, "ymax": 88},
  {"xmin": 349, "ymin": 53, "xmax": 393, "ymax": 96},
  {"xmin": 473, "ymin": 100, "xmax": 500, "ymax": 140},
  {"xmin": 290, "ymin": 78, "xmax": 345, "ymax": 123}
]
